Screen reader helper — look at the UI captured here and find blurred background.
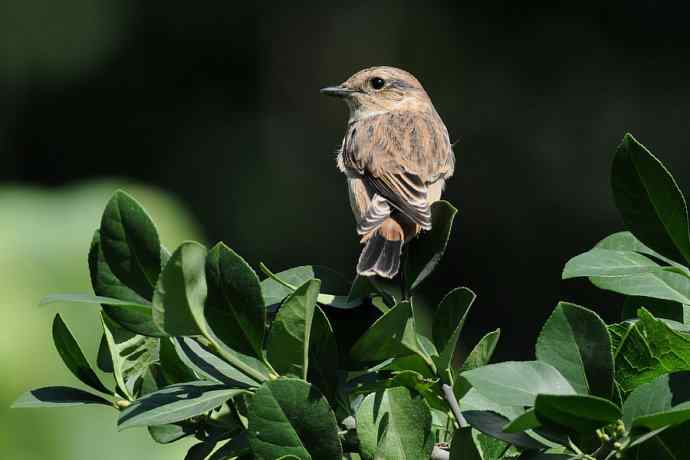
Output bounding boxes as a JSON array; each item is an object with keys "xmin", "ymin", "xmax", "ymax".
[{"xmin": 2, "ymin": 1, "xmax": 690, "ymax": 458}]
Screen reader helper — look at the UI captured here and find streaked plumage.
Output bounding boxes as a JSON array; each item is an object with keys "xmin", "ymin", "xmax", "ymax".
[{"xmin": 322, "ymin": 66, "xmax": 454, "ymax": 278}]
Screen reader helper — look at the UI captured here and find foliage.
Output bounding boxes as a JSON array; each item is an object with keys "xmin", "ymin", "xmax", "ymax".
[{"xmin": 13, "ymin": 133, "xmax": 690, "ymax": 459}]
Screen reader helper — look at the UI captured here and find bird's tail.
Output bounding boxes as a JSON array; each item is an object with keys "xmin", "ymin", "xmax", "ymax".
[{"xmin": 357, "ymin": 218, "xmax": 404, "ymax": 279}]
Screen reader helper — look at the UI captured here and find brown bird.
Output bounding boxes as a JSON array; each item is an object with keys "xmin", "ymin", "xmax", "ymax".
[{"xmin": 321, "ymin": 66, "xmax": 455, "ymax": 278}]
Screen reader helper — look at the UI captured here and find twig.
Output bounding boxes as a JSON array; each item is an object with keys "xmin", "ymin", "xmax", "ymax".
[{"xmin": 441, "ymin": 384, "xmax": 467, "ymax": 427}]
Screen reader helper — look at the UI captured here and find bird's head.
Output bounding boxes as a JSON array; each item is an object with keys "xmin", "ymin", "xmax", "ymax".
[{"xmin": 321, "ymin": 66, "xmax": 432, "ymax": 120}]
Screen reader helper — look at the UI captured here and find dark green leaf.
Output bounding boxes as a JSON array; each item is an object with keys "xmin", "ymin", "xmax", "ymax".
[
  {"xmin": 266, "ymin": 279, "xmax": 320, "ymax": 379},
  {"xmin": 404, "ymin": 200, "xmax": 458, "ymax": 291},
  {"xmin": 52, "ymin": 314, "xmax": 110, "ymax": 395},
  {"xmin": 118, "ymin": 381, "xmax": 246, "ymax": 430},
  {"xmin": 148, "ymin": 423, "xmax": 195, "ymax": 444},
  {"xmin": 462, "ymin": 411, "xmax": 545, "ymax": 450},
  {"xmin": 449, "ymin": 427, "xmax": 481, "ymax": 460},
  {"xmin": 534, "ymin": 394, "xmax": 621, "ymax": 433},
  {"xmin": 433, "ymin": 287, "xmax": 475, "ymax": 377},
  {"xmin": 159, "ymin": 337, "xmax": 197, "ymax": 384},
  {"xmin": 173, "ymin": 337, "xmax": 258, "ymax": 388},
  {"xmin": 308, "ymin": 305, "xmax": 339, "ymax": 404},
  {"xmin": 88, "ymin": 231, "xmax": 163, "ymax": 336},
  {"xmin": 503, "ymin": 409, "xmax": 540, "ymax": 433},
  {"xmin": 461, "ymin": 361, "xmax": 575, "ymax": 407},
  {"xmin": 100, "ymin": 190, "xmax": 162, "ymax": 299},
  {"xmin": 622, "ymin": 296, "xmax": 688, "ymax": 323},
  {"xmin": 152, "ymin": 241, "xmax": 207, "ymax": 336},
  {"xmin": 562, "ymin": 248, "xmax": 661, "ymax": 279},
  {"xmin": 12, "ymin": 386, "xmax": 111, "ymax": 408},
  {"xmin": 208, "ymin": 432, "xmax": 250, "ymax": 460},
  {"xmin": 614, "ymin": 308, "xmax": 690, "ymax": 392},
  {"xmin": 611, "ymin": 133, "xmax": 690, "ymax": 265},
  {"xmin": 97, "ymin": 333, "xmax": 113, "ymax": 373},
  {"xmin": 206, "ymin": 243, "xmax": 266, "ymax": 357},
  {"xmin": 185, "ymin": 441, "xmax": 217, "ymax": 460},
  {"xmin": 101, "ymin": 312, "xmax": 160, "ymax": 400},
  {"xmin": 535, "ymin": 302, "xmax": 614, "ymax": 398},
  {"xmin": 350, "ymin": 301, "xmax": 429, "ymax": 368},
  {"xmin": 247, "ymin": 378, "xmax": 342, "ymax": 460},
  {"xmin": 627, "ymin": 422, "xmax": 690, "ymax": 460},
  {"xmin": 356, "ymin": 387, "xmax": 433, "ymax": 460}
]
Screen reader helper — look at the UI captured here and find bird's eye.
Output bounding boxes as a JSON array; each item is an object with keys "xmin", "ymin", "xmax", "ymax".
[{"xmin": 370, "ymin": 77, "xmax": 385, "ymax": 90}]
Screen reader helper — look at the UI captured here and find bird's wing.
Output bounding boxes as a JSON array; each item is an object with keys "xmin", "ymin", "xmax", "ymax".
[{"xmin": 343, "ymin": 112, "xmax": 451, "ymax": 229}]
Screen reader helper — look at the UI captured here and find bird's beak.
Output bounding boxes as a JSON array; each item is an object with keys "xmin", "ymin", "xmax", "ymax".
[{"xmin": 320, "ymin": 85, "xmax": 356, "ymax": 98}]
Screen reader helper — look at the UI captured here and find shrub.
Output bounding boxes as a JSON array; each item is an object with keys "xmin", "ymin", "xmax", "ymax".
[{"xmin": 13, "ymin": 133, "xmax": 690, "ymax": 459}]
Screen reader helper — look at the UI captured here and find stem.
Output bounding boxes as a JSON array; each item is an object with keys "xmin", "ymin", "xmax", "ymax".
[
  {"xmin": 259, "ymin": 262, "xmax": 298, "ymax": 291},
  {"xmin": 400, "ymin": 247, "xmax": 409, "ymax": 301},
  {"xmin": 441, "ymin": 383, "xmax": 467, "ymax": 427}
]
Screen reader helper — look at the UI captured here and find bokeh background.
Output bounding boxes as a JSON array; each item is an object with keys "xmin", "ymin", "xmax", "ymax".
[{"xmin": 2, "ymin": 2, "xmax": 690, "ymax": 458}]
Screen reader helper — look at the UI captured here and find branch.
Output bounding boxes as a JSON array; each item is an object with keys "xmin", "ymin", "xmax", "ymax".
[
  {"xmin": 431, "ymin": 445, "xmax": 450, "ymax": 460},
  {"xmin": 441, "ymin": 383, "xmax": 467, "ymax": 427}
]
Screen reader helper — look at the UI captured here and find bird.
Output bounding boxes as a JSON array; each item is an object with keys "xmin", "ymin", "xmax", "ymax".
[{"xmin": 321, "ymin": 66, "xmax": 455, "ymax": 279}]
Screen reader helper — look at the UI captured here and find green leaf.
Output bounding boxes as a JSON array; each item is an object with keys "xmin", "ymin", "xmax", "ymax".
[
  {"xmin": 266, "ymin": 279, "xmax": 320, "ymax": 379},
  {"xmin": 12, "ymin": 386, "xmax": 111, "ymax": 408},
  {"xmin": 356, "ymin": 387, "xmax": 433, "ymax": 460},
  {"xmin": 597, "ymin": 231, "xmax": 690, "ymax": 273},
  {"xmin": 460, "ymin": 329, "xmax": 501, "ymax": 372},
  {"xmin": 308, "ymin": 305, "xmax": 339, "ymax": 404},
  {"xmin": 503, "ymin": 409, "xmax": 540, "ymax": 433},
  {"xmin": 590, "ymin": 269, "xmax": 690, "ymax": 304},
  {"xmin": 350, "ymin": 301, "xmax": 429, "ymax": 368},
  {"xmin": 563, "ymin": 248, "xmax": 661, "ymax": 279},
  {"xmin": 206, "ymin": 243, "xmax": 266, "ymax": 357},
  {"xmin": 449, "ymin": 427, "xmax": 481, "ymax": 460},
  {"xmin": 152, "ymin": 241, "xmax": 207, "ymax": 336},
  {"xmin": 404, "ymin": 200, "xmax": 458, "ymax": 291},
  {"xmin": 148, "ymin": 423, "xmax": 195, "ymax": 444},
  {"xmin": 247, "ymin": 378, "xmax": 342, "ymax": 460},
  {"xmin": 534, "ymin": 394, "xmax": 621, "ymax": 433},
  {"xmin": 173, "ymin": 337, "xmax": 258, "ymax": 387},
  {"xmin": 260, "ymin": 264, "xmax": 355, "ymax": 309},
  {"xmin": 454, "ymin": 329, "xmax": 501, "ymax": 400},
  {"xmin": 633, "ymin": 401, "xmax": 690, "ymax": 431},
  {"xmin": 462, "ymin": 411, "xmax": 545, "ymax": 450},
  {"xmin": 88, "ymin": 231, "xmax": 163, "ymax": 337},
  {"xmin": 101, "ymin": 312, "xmax": 160, "ymax": 400},
  {"xmin": 460, "ymin": 361, "xmax": 576, "ymax": 407},
  {"xmin": 51, "ymin": 314, "xmax": 111, "ymax": 395},
  {"xmin": 611, "ymin": 133, "xmax": 690, "ymax": 265},
  {"xmin": 614, "ymin": 308, "xmax": 690, "ymax": 392},
  {"xmin": 535, "ymin": 302, "xmax": 614, "ymax": 398},
  {"xmin": 432, "ymin": 287, "xmax": 475, "ymax": 377},
  {"xmin": 623, "ymin": 375, "xmax": 673, "ymax": 428},
  {"xmin": 458, "ymin": 389, "xmax": 524, "ymax": 421},
  {"xmin": 100, "ymin": 190, "xmax": 162, "ymax": 300},
  {"xmin": 118, "ymin": 381, "xmax": 246, "ymax": 430}
]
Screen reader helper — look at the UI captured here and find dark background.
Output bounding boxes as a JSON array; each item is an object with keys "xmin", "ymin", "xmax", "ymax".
[{"xmin": 3, "ymin": 1, "xmax": 690, "ymax": 360}]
